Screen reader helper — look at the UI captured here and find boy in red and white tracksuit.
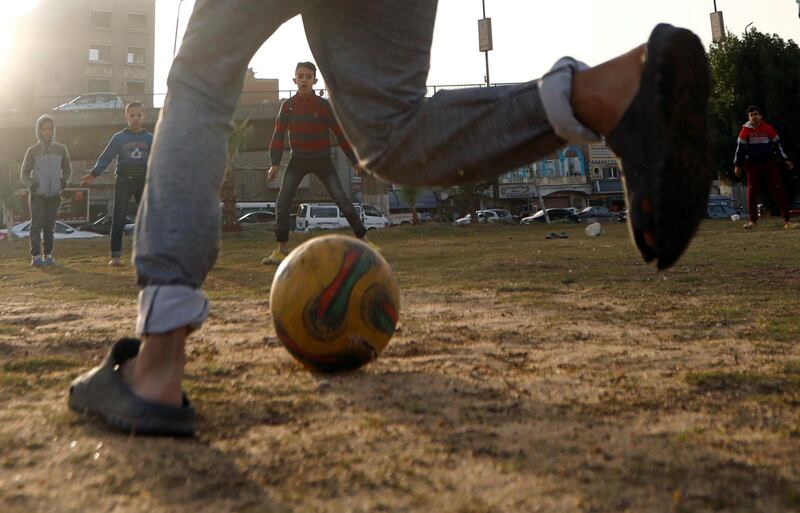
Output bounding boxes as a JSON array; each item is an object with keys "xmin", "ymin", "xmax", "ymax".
[{"xmin": 734, "ymin": 106, "xmax": 795, "ymax": 229}]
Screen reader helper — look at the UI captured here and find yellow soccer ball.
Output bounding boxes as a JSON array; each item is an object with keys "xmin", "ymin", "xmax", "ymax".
[{"xmin": 270, "ymin": 235, "xmax": 400, "ymax": 372}]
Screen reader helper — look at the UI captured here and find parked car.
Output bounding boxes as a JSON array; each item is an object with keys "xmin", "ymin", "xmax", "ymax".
[
  {"xmin": 789, "ymin": 199, "xmax": 800, "ymax": 218},
  {"xmin": 576, "ymin": 206, "xmax": 618, "ymax": 223},
  {"xmin": 78, "ymin": 215, "xmax": 135, "ymax": 235},
  {"xmin": 707, "ymin": 204, "xmax": 741, "ymax": 220},
  {"xmin": 295, "ymin": 203, "xmax": 390, "ymax": 232},
  {"xmin": 520, "ymin": 208, "xmax": 578, "ymax": 225},
  {"xmin": 1, "ymin": 221, "xmax": 103, "ymax": 239},
  {"xmin": 238, "ymin": 211, "xmax": 276, "ymax": 224},
  {"xmin": 454, "ymin": 209, "xmax": 510, "ymax": 225},
  {"xmin": 485, "ymin": 208, "xmax": 515, "ymax": 224},
  {"xmin": 708, "ymin": 194, "xmax": 740, "ymax": 209},
  {"xmin": 54, "ymin": 93, "xmax": 125, "ymax": 112}
]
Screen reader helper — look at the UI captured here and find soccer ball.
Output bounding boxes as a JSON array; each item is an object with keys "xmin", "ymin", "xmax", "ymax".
[{"xmin": 270, "ymin": 235, "xmax": 400, "ymax": 373}]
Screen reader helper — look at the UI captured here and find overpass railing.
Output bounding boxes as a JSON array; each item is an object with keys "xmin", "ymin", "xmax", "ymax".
[{"xmin": 1, "ymin": 82, "xmax": 523, "ymax": 116}]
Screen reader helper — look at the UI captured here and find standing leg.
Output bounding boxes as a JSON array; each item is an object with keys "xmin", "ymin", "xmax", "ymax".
[
  {"xmin": 72, "ymin": 0, "xmax": 303, "ymax": 422},
  {"xmin": 763, "ymin": 162, "xmax": 791, "ymax": 223},
  {"xmin": 314, "ymin": 157, "xmax": 367, "ymax": 239},
  {"xmin": 134, "ymin": 0, "xmax": 300, "ymax": 332},
  {"xmin": 41, "ymin": 195, "xmax": 61, "ymax": 257},
  {"xmin": 746, "ymin": 163, "xmax": 761, "ymax": 224},
  {"xmin": 274, "ymin": 159, "xmax": 307, "ymax": 244},
  {"xmin": 110, "ymin": 179, "xmax": 133, "ymax": 259},
  {"xmin": 28, "ymin": 195, "xmax": 44, "ymax": 258}
]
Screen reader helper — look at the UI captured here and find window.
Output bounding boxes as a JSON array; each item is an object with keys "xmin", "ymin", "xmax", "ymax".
[
  {"xmin": 90, "ymin": 10, "xmax": 112, "ymax": 29},
  {"xmin": 128, "ymin": 13, "xmax": 147, "ymax": 32},
  {"xmin": 125, "ymin": 81, "xmax": 145, "ymax": 96},
  {"xmin": 606, "ymin": 167, "xmax": 620, "ymax": 179},
  {"xmin": 126, "ymin": 47, "xmax": 145, "ymax": 66},
  {"xmin": 88, "ymin": 44, "xmax": 111, "ymax": 63},
  {"xmin": 311, "ymin": 207, "xmax": 338, "ymax": 218},
  {"xmin": 87, "ymin": 79, "xmax": 111, "ymax": 93}
]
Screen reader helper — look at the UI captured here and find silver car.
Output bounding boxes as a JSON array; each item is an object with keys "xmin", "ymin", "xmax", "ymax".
[{"xmin": 54, "ymin": 93, "xmax": 125, "ymax": 112}]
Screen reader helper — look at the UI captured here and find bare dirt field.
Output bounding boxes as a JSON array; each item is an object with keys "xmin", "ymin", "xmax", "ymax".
[{"xmin": 1, "ymin": 221, "xmax": 799, "ymax": 513}]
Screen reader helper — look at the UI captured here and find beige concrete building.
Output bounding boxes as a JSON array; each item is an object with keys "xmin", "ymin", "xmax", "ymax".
[{"xmin": 3, "ymin": 0, "xmax": 155, "ymax": 112}]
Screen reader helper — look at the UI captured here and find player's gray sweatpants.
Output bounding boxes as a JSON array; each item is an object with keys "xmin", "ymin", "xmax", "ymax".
[{"xmin": 134, "ymin": 0, "xmax": 599, "ymax": 335}]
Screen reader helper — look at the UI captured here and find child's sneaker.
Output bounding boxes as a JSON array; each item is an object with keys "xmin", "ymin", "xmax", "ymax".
[
  {"xmin": 261, "ymin": 249, "xmax": 286, "ymax": 265},
  {"xmin": 785, "ymin": 222, "xmax": 798, "ymax": 230},
  {"xmin": 108, "ymin": 257, "xmax": 122, "ymax": 267},
  {"xmin": 743, "ymin": 222, "xmax": 756, "ymax": 230},
  {"xmin": 43, "ymin": 255, "xmax": 55, "ymax": 266},
  {"xmin": 31, "ymin": 256, "xmax": 44, "ymax": 267}
]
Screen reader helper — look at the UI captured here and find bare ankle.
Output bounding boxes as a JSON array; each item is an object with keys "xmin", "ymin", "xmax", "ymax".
[
  {"xmin": 124, "ymin": 327, "xmax": 190, "ymax": 407},
  {"xmin": 571, "ymin": 44, "xmax": 646, "ymax": 136}
]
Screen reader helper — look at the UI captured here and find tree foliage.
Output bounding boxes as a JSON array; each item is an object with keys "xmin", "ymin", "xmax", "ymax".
[
  {"xmin": 0, "ymin": 160, "xmax": 24, "ymax": 239},
  {"xmin": 709, "ymin": 29, "xmax": 800, "ymax": 199},
  {"xmin": 221, "ymin": 119, "xmax": 252, "ymax": 232}
]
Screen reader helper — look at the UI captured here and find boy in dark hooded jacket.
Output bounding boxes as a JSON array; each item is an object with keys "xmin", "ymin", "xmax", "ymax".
[{"xmin": 20, "ymin": 115, "xmax": 72, "ymax": 266}]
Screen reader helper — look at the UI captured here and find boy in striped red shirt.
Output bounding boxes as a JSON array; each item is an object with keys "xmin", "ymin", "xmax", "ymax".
[
  {"xmin": 263, "ymin": 62, "xmax": 372, "ymax": 264},
  {"xmin": 734, "ymin": 106, "xmax": 796, "ymax": 229}
]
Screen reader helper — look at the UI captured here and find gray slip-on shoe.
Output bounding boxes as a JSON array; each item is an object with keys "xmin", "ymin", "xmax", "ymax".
[{"xmin": 68, "ymin": 338, "xmax": 196, "ymax": 437}]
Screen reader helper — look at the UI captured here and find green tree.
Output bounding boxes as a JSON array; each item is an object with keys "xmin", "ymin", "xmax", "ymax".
[
  {"xmin": 709, "ymin": 29, "xmax": 800, "ymax": 203},
  {"xmin": 221, "ymin": 119, "xmax": 252, "ymax": 233}
]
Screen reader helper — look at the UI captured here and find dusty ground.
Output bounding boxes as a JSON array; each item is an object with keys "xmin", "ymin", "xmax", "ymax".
[{"xmin": 1, "ymin": 221, "xmax": 799, "ymax": 513}]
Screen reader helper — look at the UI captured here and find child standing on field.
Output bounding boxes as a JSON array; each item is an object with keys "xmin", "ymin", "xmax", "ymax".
[
  {"xmin": 263, "ymin": 61, "xmax": 372, "ymax": 265},
  {"xmin": 81, "ymin": 102, "xmax": 153, "ymax": 265},
  {"xmin": 734, "ymin": 105, "xmax": 796, "ymax": 230},
  {"xmin": 20, "ymin": 115, "xmax": 72, "ymax": 266}
]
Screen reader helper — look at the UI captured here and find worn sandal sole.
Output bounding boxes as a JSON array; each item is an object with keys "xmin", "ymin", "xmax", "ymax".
[{"xmin": 608, "ymin": 24, "xmax": 712, "ymax": 270}]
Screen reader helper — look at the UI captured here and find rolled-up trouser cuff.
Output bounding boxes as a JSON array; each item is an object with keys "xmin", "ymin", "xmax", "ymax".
[
  {"xmin": 538, "ymin": 57, "xmax": 601, "ymax": 144},
  {"xmin": 136, "ymin": 285, "xmax": 209, "ymax": 336}
]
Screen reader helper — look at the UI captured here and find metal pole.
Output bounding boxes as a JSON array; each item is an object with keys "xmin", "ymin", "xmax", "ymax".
[
  {"xmin": 482, "ymin": 0, "xmax": 490, "ymax": 86},
  {"xmin": 713, "ymin": 0, "xmax": 717, "ymax": 11},
  {"xmin": 173, "ymin": 0, "xmax": 186, "ymax": 57}
]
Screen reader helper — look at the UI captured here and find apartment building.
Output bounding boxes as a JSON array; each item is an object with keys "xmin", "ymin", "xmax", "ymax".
[{"xmin": 4, "ymin": 0, "xmax": 155, "ymax": 111}]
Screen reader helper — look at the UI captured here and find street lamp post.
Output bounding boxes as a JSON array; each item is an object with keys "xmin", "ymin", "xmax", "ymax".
[
  {"xmin": 478, "ymin": 1, "xmax": 498, "ymax": 201},
  {"xmin": 477, "ymin": 0, "xmax": 492, "ymax": 87}
]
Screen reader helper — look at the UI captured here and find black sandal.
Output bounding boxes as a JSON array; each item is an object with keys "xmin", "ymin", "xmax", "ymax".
[
  {"xmin": 607, "ymin": 24, "xmax": 712, "ymax": 270},
  {"xmin": 68, "ymin": 338, "xmax": 196, "ymax": 437}
]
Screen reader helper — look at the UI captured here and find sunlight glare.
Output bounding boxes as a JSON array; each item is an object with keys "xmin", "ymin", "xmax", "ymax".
[{"xmin": 0, "ymin": 0, "xmax": 40, "ymax": 68}]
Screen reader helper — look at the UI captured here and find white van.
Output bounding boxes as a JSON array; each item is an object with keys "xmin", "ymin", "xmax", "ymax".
[{"xmin": 295, "ymin": 203, "xmax": 390, "ymax": 232}]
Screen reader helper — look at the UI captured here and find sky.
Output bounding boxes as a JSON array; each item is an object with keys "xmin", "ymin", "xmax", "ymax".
[
  {"xmin": 1, "ymin": 0, "xmax": 799, "ymax": 96},
  {"xmin": 152, "ymin": 0, "xmax": 800, "ymax": 94}
]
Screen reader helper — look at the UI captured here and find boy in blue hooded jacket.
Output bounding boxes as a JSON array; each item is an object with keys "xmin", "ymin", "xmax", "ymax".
[{"xmin": 20, "ymin": 115, "xmax": 72, "ymax": 266}]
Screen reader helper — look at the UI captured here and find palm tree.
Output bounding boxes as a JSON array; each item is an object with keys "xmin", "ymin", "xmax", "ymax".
[
  {"xmin": 399, "ymin": 186, "xmax": 421, "ymax": 224},
  {"xmin": 221, "ymin": 120, "xmax": 252, "ymax": 233}
]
